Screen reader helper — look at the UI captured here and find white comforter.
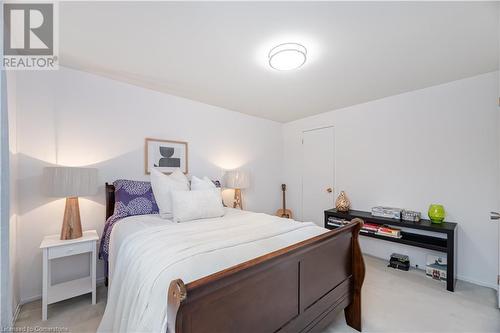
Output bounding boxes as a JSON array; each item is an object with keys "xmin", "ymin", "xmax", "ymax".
[{"xmin": 98, "ymin": 209, "xmax": 326, "ymax": 333}]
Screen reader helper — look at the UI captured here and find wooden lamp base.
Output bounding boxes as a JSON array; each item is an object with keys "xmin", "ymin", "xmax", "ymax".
[
  {"xmin": 60, "ymin": 197, "xmax": 83, "ymax": 240},
  {"xmin": 233, "ymin": 188, "xmax": 243, "ymax": 210}
]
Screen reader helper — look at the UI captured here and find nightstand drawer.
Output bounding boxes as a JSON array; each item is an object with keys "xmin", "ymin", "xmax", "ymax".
[{"xmin": 48, "ymin": 241, "xmax": 93, "ymax": 259}]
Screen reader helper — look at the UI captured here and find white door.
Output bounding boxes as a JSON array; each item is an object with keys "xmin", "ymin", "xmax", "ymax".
[
  {"xmin": 495, "ymin": 208, "xmax": 500, "ymax": 306},
  {"xmin": 497, "ymin": 92, "xmax": 500, "ymax": 306},
  {"xmin": 302, "ymin": 127, "xmax": 335, "ymax": 226},
  {"xmin": 496, "ymin": 43, "xmax": 500, "ymax": 307},
  {"xmin": 496, "ymin": 16, "xmax": 500, "ymax": 307},
  {"xmin": 492, "ymin": 209, "xmax": 500, "ymax": 307}
]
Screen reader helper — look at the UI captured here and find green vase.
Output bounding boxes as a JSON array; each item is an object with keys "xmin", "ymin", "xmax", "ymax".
[{"xmin": 428, "ymin": 204, "xmax": 445, "ymax": 223}]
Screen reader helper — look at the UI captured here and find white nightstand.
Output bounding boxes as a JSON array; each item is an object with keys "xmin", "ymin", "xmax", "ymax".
[{"xmin": 39, "ymin": 230, "xmax": 99, "ymax": 320}]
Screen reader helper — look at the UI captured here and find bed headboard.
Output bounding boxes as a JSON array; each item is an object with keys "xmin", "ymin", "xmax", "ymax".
[
  {"xmin": 105, "ymin": 179, "xmax": 224, "ymax": 221},
  {"xmin": 105, "ymin": 183, "xmax": 115, "ymax": 220}
]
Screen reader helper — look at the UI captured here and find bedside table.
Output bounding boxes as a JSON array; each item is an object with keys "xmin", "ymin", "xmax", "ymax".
[{"xmin": 39, "ymin": 230, "xmax": 99, "ymax": 320}]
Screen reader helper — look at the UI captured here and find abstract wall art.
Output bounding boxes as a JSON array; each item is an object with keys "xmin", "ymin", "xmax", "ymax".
[{"xmin": 145, "ymin": 138, "xmax": 188, "ymax": 174}]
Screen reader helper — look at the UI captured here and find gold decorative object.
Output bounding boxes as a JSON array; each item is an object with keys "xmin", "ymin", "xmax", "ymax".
[{"xmin": 335, "ymin": 191, "xmax": 351, "ymax": 212}]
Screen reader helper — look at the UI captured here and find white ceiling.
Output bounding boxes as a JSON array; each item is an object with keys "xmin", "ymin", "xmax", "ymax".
[{"xmin": 60, "ymin": 1, "xmax": 499, "ymax": 123}]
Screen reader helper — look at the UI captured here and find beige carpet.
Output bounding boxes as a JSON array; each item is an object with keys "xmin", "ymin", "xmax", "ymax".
[{"xmin": 14, "ymin": 255, "xmax": 500, "ymax": 333}]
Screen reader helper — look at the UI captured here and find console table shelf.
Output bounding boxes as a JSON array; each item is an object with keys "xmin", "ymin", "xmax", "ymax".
[
  {"xmin": 324, "ymin": 209, "xmax": 458, "ymax": 292},
  {"xmin": 358, "ymin": 231, "xmax": 447, "ymax": 252}
]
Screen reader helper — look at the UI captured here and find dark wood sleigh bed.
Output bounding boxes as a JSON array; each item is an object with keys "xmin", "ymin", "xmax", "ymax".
[{"xmin": 105, "ymin": 183, "xmax": 366, "ymax": 333}]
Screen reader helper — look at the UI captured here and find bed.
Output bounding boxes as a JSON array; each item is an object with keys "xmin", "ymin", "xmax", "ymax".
[{"xmin": 99, "ymin": 183, "xmax": 365, "ymax": 333}]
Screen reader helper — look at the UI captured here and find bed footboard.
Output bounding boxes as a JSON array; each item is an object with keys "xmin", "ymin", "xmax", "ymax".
[{"xmin": 167, "ymin": 218, "xmax": 365, "ymax": 333}]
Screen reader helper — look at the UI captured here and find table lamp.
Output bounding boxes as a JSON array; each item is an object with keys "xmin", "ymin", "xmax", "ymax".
[
  {"xmin": 44, "ymin": 167, "xmax": 98, "ymax": 240},
  {"xmin": 224, "ymin": 169, "xmax": 250, "ymax": 210}
]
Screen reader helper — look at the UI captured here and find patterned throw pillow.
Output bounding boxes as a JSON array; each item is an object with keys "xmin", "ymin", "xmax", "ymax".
[
  {"xmin": 99, "ymin": 179, "xmax": 158, "ymax": 262},
  {"xmin": 113, "ymin": 179, "xmax": 159, "ymax": 217}
]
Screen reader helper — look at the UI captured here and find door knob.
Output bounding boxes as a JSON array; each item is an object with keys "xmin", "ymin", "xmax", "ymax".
[
  {"xmin": 326, "ymin": 187, "xmax": 333, "ymax": 193},
  {"xmin": 491, "ymin": 212, "xmax": 500, "ymax": 220}
]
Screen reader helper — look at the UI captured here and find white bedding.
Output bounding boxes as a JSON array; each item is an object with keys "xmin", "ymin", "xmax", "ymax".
[{"xmin": 98, "ymin": 208, "xmax": 327, "ymax": 333}]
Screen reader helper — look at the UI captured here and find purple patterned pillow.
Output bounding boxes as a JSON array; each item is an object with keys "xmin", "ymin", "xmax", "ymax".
[
  {"xmin": 99, "ymin": 179, "xmax": 158, "ymax": 262},
  {"xmin": 112, "ymin": 179, "xmax": 159, "ymax": 217}
]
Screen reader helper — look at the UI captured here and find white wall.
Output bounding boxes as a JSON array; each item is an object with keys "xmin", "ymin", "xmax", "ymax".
[
  {"xmin": 283, "ymin": 71, "xmax": 499, "ymax": 289},
  {"xmin": 12, "ymin": 66, "xmax": 499, "ymax": 302},
  {"xmin": 7, "ymin": 72, "xmax": 20, "ymax": 322},
  {"xmin": 13, "ymin": 67, "xmax": 284, "ymax": 302},
  {"xmin": 0, "ymin": 58, "xmax": 9, "ymax": 328},
  {"xmin": 0, "ymin": 4, "xmax": 7, "ymax": 324}
]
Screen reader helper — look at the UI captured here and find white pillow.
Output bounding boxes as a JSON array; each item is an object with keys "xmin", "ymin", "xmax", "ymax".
[
  {"xmin": 190, "ymin": 176, "xmax": 216, "ymax": 190},
  {"xmin": 171, "ymin": 188, "xmax": 225, "ymax": 222},
  {"xmin": 150, "ymin": 168, "xmax": 189, "ymax": 219}
]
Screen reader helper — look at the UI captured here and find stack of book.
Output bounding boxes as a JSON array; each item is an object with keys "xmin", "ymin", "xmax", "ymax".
[
  {"xmin": 375, "ymin": 225, "xmax": 402, "ymax": 238},
  {"xmin": 360, "ymin": 223, "xmax": 380, "ymax": 234},
  {"xmin": 326, "ymin": 217, "xmax": 350, "ymax": 228},
  {"xmin": 426, "ymin": 255, "xmax": 447, "ymax": 281},
  {"xmin": 328, "ymin": 219, "xmax": 402, "ymax": 239}
]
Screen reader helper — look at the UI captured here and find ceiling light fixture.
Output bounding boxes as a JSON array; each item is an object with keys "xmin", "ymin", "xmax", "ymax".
[{"xmin": 268, "ymin": 43, "xmax": 307, "ymax": 71}]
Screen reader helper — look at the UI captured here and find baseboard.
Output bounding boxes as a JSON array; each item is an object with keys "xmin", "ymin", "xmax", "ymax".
[
  {"xmin": 11, "ymin": 302, "xmax": 21, "ymax": 326},
  {"xmin": 457, "ymin": 274, "xmax": 498, "ymax": 291},
  {"xmin": 20, "ymin": 277, "xmax": 106, "ymax": 305},
  {"xmin": 20, "ymin": 294, "xmax": 41, "ymax": 305}
]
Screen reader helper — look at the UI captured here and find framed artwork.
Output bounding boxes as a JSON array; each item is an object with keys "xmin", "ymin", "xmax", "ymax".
[{"xmin": 145, "ymin": 138, "xmax": 188, "ymax": 174}]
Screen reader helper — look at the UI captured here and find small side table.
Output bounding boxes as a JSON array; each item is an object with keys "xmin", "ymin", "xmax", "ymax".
[{"xmin": 39, "ymin": 230, "xmax": 99, "ymax": 320}]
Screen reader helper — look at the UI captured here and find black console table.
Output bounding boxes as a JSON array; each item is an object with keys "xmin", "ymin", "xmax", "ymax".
[{"xmin": 324, "ymin": 209, "xmax": 458, "ymax": 292}]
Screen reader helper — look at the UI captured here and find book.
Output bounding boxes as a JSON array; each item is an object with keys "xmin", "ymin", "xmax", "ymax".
[
  {"xmin": 375, "ymin": 225, "xmax": 402, "ymax": 238},
  {"xmin": 375, "ymin": 231, "xmax": 402, "ymax": 239},
  {"xmin": 327, "ymin": 217, "xmax": 350, "ymax": 228},
  {"xmin": 426, "ymin": 255, "xmax": 447, "ymax": 281},
  {"xmin": 361, "ymin": 223, "xmax": 380, "ymax": 233}
]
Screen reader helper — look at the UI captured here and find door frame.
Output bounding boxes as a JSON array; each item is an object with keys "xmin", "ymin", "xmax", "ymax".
[{"xmin": 300, "ymin": 125, "xmax": 335, "ymax": 222}]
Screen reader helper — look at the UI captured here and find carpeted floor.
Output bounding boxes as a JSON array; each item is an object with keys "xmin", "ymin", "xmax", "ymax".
[{"xmin": 14, "ymin": 255, "xmax": 500, "ymax": 332}]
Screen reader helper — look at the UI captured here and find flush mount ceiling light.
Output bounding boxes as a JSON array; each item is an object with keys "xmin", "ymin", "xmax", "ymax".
[{"xmin": 268, "ymin": 43, "xmax": 307, "ymax": 71}]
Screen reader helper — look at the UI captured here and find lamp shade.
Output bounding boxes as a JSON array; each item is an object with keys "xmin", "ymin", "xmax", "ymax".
[
  {"xmin": 224, "ymin": 169, "xmax": 250, "ymax": 189},
  {"xmin": 43, "ymin": 167, "xmax": 98, "ymax": 197}
]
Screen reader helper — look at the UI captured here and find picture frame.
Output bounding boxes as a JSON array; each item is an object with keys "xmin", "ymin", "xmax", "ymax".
[{"xmin": 145, "ymin": 138, "xmax": 188, "ymax": 174}]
